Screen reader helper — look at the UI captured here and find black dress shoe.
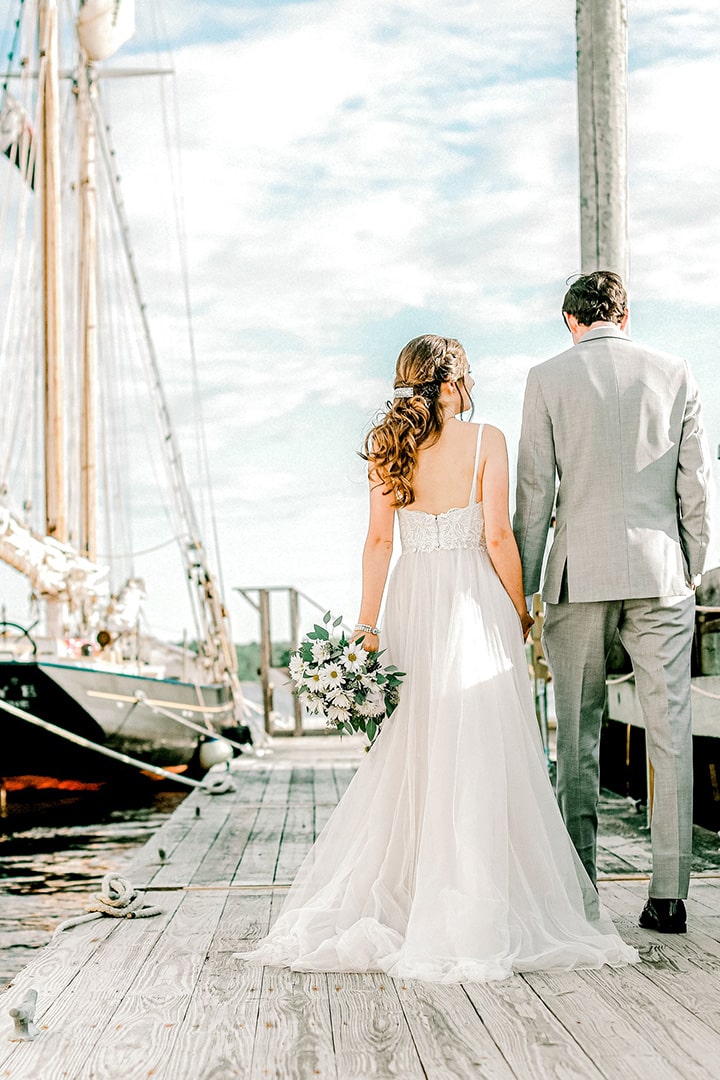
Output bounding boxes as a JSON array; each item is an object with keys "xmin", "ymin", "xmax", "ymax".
[{"xmin": 639, "ymin": 897, "xmax": 687, "ymax": 934}]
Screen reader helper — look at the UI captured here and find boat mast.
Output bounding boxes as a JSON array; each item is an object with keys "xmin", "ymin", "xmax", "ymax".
[
  {"xmin": 77, "ymin": 56, "xmax": 97, "ymax": 562},
  {"xmin": 576, "ymin": 0, "xmax": 629, "ymax": 283},
  {"xmin": 38, "ymin": 0, "xmax": 67, "ymax": 637},
  {"xmin": 38, "ymin": 0, "xmax": 66, "ymax": 543}
]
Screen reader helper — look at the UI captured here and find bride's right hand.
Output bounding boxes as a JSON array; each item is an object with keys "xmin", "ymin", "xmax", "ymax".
[{"xmin": 520, "ymin": 611, "xmax": 534, "ymax": 641}]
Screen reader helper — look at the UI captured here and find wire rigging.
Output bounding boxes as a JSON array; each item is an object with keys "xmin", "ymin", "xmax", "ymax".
[{"xmin": 149, "ymin": 2, "xmax": 229, "ymax": 601}]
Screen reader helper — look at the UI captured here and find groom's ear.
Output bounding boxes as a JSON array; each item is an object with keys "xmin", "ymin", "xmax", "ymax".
[{"xmin": 620, "ymin": 308, "xmax": 630, "ymax": 331}]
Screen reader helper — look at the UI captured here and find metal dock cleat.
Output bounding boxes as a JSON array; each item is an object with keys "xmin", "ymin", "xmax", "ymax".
[{"xmin": 8, "ymin": 988, "xmax": 40, "ymax": 1042}]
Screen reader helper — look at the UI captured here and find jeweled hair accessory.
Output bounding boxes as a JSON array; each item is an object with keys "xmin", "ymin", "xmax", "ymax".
[{"xmin": 393, "ymin": 386, "xmax": 414, "ymax": 399}]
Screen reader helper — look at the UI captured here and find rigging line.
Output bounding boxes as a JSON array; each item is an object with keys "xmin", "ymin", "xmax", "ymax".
[
  {"xmin": 95, "ymin": 533, "xmax": 191, "ymax": 560},
  {"xmin": 92, "ymin": 109, "xmax": 225, "ymax": 670},
  {"xmin": 98, "ymin": 174, "xmax": 145, "ymax": 574},
  {"xmin": 0, "ymin": 45, "xmax": 32, "ymax": 251},
  {"xmin": 165, "ymin": 79, "xmax": 226, "ymax": 604},
  {"xmin": 0, "ymin": 61, "xmax": 40, "ymax": 483},
  {"xmin": 91, "ymin": 97, "xmax": 203, "ymax": 546},
  {"xmin": 1, "ymin": 0, "xmax": 25, "ymax": 95},
  {"xmin": 96, "ymin": 173, "xmax": 138, "ymax": 572},
  {"xmin": 151, "ymin": 6, "xmax": 227, "ymax": 599},
  {"xmin": 92, "ymin": 123, "xmax": 208, "ymax": 654}
]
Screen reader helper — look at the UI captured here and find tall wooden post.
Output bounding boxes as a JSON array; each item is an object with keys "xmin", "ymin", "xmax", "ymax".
[
  {"xmin": 78, "ymin": 60, "xmax": 98, "ymax": 562},
  {"xmin": 576, "ymin": 0, "xmax": 629, "ymax": 285},
  {"xmin": 258, "ymin": 589, "xmax": 274, "ymax": 735},
  {"xmin": 289, "ymin": 588, "xmax": 303, "ymax": 737}
]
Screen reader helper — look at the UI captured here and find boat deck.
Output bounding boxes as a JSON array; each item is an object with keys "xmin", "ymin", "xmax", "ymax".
[{"xmin": 2, "ymin": 737, "xmax": 720, "ymax": 1079}]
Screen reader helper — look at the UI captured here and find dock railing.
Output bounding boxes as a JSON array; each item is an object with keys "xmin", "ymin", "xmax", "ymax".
[{"xmin": 234, "ymin": 587, "xmax": 353, "ymax": 738}]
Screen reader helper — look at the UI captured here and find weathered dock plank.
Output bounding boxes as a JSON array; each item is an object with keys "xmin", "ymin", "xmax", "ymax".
[
  {"xmin": 396, "ymin": 979, "xmax": 516, "ymax": 1080},
  {"xmin": 250, "ymin": 968, "xmax": 338, "ymax": 1080},
  {"xmin": 328, "ymin": 973, "xmax": 425, "ymax": 1080},
  {"xmin": 232, "ymin": 803, "xmax": 288, "ymax": 886},
  {"xmin": 463, "ymin": 976, "xmax": 605, "ymax": 1079},
  {"xmin": 274, "ymin": 803, "xmax": 315, "ymax": 883},
  {"xmin": 162, "ymin": 948, "xmax": 265, "ymax": 1080}
]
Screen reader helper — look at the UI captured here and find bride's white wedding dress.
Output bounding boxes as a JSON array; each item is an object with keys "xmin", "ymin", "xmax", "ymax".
[{"xmin": 242, "ymin": 426, "xmax": 638, "ymax": 982}]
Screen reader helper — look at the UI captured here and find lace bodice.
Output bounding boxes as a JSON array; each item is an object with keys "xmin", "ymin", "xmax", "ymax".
[{"xmin": 398, "ymin": 502, "xmax": 487, "ymax": 553}]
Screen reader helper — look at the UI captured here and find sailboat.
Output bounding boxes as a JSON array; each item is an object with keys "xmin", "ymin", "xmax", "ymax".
[{"xmin": 0, "ymin": 0, "xmax": 248, "ymax": 788}]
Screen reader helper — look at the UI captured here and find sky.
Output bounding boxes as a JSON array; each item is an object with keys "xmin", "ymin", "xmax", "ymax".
[{"xmin": 0, "ymin": 0, "xmax": 719, "ymax": 644}]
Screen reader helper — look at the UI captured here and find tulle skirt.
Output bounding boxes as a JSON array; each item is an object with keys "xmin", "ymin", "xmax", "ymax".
[{"xmin": 240, "ymin": 545, "xmax": 638, "ymax": 981}]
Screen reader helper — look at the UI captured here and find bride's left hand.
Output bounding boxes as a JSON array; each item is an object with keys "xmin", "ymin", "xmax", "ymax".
[{"xmin": 351, "ymin": 630, "xmax": 379, "ymax": 653}]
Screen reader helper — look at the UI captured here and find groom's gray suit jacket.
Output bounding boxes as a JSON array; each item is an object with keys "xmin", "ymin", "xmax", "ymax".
[{"xmin": 513, "ymin": 324, "xmax": 713, "ymax": 604}]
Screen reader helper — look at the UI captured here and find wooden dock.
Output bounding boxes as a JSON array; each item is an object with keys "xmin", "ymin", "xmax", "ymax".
[{"xmin": 3, "ymin": 736, "xmax": 720, "ymax": 1079}]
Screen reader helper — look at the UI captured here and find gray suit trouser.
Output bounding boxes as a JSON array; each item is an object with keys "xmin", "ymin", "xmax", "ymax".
[{"xmin": 543, "ymin": 586, "xmax": 695, "ymax": 898}]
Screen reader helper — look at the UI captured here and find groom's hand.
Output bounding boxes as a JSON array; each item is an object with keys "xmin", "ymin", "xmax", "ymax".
[{"xmin": 520, "ymin": 611, "xmax": 534, "ymax": 641}]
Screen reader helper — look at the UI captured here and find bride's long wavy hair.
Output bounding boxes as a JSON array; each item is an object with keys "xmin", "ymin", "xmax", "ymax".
[{"xmin": 362, "ymin": 335, "xmax": 472, "ymax": 507}]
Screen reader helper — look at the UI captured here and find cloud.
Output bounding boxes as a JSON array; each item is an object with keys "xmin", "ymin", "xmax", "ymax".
[{"xmin": 628, "ymin": 57, "xmax": 720, "ymax": 302}]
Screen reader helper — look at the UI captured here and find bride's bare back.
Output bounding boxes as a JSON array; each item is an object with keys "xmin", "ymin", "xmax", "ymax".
[{"xmin": 408, "ymin": 419, "xmax": 484, "ymax": 514}]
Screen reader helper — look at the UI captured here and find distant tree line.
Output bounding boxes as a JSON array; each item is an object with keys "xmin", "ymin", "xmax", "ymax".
[{"xmin": 179, "ymin": 640, "xmax": 292, "ymax": 682}]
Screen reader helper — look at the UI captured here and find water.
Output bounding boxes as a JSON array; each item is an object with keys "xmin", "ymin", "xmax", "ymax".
[{"xmin": 0, "ymin": 788, "xmax": 186, "ymax": 990}]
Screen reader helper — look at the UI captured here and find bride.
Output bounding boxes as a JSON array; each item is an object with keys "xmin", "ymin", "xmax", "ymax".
[{"xmin": 242, "ymin": 335, "xmax": 638, "ymax": 982}]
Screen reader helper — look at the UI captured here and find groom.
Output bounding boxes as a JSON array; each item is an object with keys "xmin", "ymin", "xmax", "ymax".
[{"xmin": 514, "ymin": 270, "xmax": 713, "ymax": 933}]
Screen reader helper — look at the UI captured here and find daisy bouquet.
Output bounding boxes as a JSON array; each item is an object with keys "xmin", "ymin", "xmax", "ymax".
[{"xmin": 288, "ymin": 612, "xmax": 405, "ymax": 745}]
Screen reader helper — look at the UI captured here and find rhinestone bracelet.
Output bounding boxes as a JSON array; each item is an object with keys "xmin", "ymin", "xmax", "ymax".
[{"xmin": 355, "ymin": 622, "xmax": 380, "ymax": 636}]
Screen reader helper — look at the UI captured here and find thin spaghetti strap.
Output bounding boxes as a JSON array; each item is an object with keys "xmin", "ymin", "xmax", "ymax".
[{"xmin": 467, "ymin": 424, "xmax": 484, "ymax": 506}]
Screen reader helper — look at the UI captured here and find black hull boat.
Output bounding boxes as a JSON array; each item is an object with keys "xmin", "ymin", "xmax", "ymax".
[{"xmin": 0, "ymin": 660, "xmax": 241, "ymax": 788}]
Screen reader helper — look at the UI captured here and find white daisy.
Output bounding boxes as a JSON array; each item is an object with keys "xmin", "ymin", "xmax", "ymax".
[
  {"xmin": 329, "ymin": 691, "xmax": 351, "ymax": 710},
  {"xmin": 288, "ymin": 654, "xmax": 305, "ymax": 683},
  {"xmin": 303, "ymin": 670, "xmax": 324, "ymax": 692},
  {"xmin": 365, "ymin": 691, "xmax": 385, "ymax": 717},
  {"xmin": 311, "ymin": 640, "xmax": 332, "ymax": 664},
  {"xmin": 303, "ymin": 694, "xmax": 324, "ymax": 715},
  {"xmin": 320, "ymin": 663, "xmax": 344, "ymax": 691},
  {"xmin": 328, "ymin": 704, "xmax": 351, "ymax": 724},
  {"xmin": 341, "ymin": 642, "xmax": 368, "ymax": 673}
]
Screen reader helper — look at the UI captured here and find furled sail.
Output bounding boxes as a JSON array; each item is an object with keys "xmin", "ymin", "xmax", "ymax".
[
  {"xmin": 0, "ymin": 505, "xmax": 109, "ymax": 606},
  {"xmin": 77, "ymin": 0, "xmax": 135, "ymax": 62}
]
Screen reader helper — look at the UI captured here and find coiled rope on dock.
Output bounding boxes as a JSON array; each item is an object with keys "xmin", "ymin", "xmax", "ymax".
[{"xmin": 53, "ymin": 874, "xmax": 163, "ymax": 936}]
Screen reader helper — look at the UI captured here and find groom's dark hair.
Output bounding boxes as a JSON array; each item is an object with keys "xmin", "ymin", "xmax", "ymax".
[{"xmin": 562, "ymin": 270, "xmax": 627, "ymax": 326}]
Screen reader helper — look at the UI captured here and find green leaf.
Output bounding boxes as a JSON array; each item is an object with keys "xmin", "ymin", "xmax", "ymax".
[
  {"xmin": 367, "ymin": 718, "xmax": 377, "ymax": 742},
  {"xmin": 333, "ymin": 615, "xmax": 343, "ymax": 627},
  {"xmin": 323, "ymin": 611, "xmax": 332, "ymax": 624},
  {"xmin": 314, "ymin": 624, "xmax": 330, "ymax": 640}
]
